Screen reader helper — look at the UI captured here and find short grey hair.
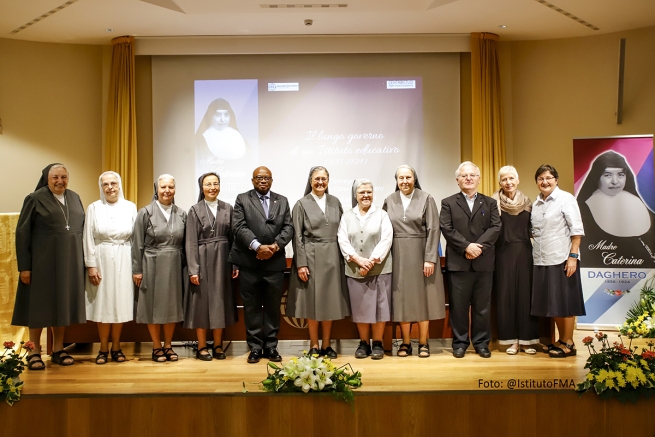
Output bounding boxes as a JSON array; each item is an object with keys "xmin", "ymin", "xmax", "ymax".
[
  {"xmin": 497, "ymin": 165, "xmax": 519, "ymax": 183},
  {"xmin": 157, "ymin": 173, "xmax": 175, "ymax": 186},
  {"xmin": 355, "ymin": 179, "xmax": 373, "ymax": 192},
  {"xmin": 49, "ymin": 164, "xmax": 69, "ymax": 175},
  {"xmin": 455, "ymin": 161, "xmax": 480, "ymax": 178}
]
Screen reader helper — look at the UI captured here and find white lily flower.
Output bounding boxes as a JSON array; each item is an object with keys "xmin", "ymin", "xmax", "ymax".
[
  {"xmin": 315, "ymin": 369, "xmax": 333, "ymax": 390},
  {"xmin": 295, "ymin": 370, "xmax": 317, "ymax": 393}
]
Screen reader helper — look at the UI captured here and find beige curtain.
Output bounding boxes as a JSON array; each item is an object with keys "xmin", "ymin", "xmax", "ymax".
[
  {"xmin": 0, "ymin": 214, "xmax": 29, "ymax": 348},
  {"xmin": 105, "ymin": 36, "xmax": 138, "ymax": 201},
  {"xmin": 471, "ymin": 32, "xmax": 506, "ymax": 195}
]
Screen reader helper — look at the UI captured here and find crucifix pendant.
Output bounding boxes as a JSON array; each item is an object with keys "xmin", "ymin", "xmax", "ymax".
[
  {"xmin": 66, "ymin": 225, "xmax": 70, "ymax": 230},
  {"xmin": 402, "ymin": 215, "xmax": 406, "ymax": 221},
  {"xmin": 210, "ymin": 229, "xmax": 214, "ymax": 235}
]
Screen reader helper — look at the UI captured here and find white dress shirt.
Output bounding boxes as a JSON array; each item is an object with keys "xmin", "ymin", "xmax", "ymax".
[
  {"xmin": 461, "ymin": 191, "xmax": 477, "ymax": 212},
  {"xmin": 531, "ymin": 186, "xmax": 585, "ymax": 266},
  {"xmin": 337, "ymin": 205, "xmax": 393, "ymax": 262}
]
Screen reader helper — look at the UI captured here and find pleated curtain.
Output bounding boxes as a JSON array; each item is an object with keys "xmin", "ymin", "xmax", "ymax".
[
  {"xmin": 105, "ymin": 36, "xmax": 138, "ymax": 202},
  {"xmin": 470, "ymin": 32, "xmax": 506, "ymax": 195}
]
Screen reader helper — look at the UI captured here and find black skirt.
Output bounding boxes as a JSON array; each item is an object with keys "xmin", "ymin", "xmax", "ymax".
[{"xmin": 531, "ymin": 261, "xmax": 586, "ymax": 317}]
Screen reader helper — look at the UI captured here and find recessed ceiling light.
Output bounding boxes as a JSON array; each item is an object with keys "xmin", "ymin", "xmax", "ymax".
[
  {"xmin": 498, "ymin": 25, "xmax": 507, "ymax": 28},
  {"xmin": 105, "ymin": 28, "xmax": 114, "ymax": 32}
]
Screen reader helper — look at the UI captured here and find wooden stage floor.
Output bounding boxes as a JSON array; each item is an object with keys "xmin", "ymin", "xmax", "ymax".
[
  {"xmin": 21, "ymin": 334, "xmax": 591, "ymax": 396},
  {"xmin": 5, "ymin": 331, "xmax": 655, "ymax": 437}
]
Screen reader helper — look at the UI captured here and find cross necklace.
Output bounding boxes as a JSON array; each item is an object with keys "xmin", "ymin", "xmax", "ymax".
[
  {"xmin": 53, "ymin": 192, "xmax": 70, "ymax": 230},
  {"xmin": 204, "ymin": 201, "xmax": 217, "ymax": 236}
]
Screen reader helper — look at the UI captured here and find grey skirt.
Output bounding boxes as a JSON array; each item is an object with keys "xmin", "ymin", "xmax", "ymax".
[{"xmin": 346, "ymin": 273, "xmax": 392, "ymax": 323}]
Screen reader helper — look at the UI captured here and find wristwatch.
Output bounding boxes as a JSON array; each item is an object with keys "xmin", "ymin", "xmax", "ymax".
[{"xmin": 569, "ymin": 253, "xmax": 579, "ymax": 259}]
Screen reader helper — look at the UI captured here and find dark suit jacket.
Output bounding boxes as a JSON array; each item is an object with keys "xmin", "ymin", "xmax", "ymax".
[
  {"xmin": 228, "ymin": 189, "xmax": 293, "ymax": 272},
  {"xmin": 439, "ymin": 192, "xmax": 501, "ymax": 272}
]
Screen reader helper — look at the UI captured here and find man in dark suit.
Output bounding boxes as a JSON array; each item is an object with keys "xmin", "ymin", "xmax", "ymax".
[
  {"xmin": 440, "ymin": 161, "xmax": 501, "ymax": 358},
  {"xmin": 229, "ymin": 166, "xmax": 293, "ymax": 363}
]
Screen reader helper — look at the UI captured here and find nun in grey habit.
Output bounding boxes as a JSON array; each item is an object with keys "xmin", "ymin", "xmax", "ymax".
[
  {"xmin": 287, "ymin": 166, "xmax": 350, "ymax": 358},
  {"xmin": 131, "ymin": 175, "xmax": 186, "ymax": 362},
  {"xmin": 382, "ymin": 165, "xmax": 445, "ymax": 358},
  {"xmin": 184, "ymin": 172, "xmax": 238, "ymax": 360}
]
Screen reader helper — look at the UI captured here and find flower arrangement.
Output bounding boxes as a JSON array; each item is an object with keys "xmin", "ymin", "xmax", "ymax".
[
  {"xmin": 604, "ymin": 289, "xmax": 629, "ymax": 297},
  {"xmin": 576, "ymin": 332, "xmax": 655, "ymax": 403},
  {"xmin": 619, "ymin": 277, "xmax": 655, "ymax": 338},
  {"xmin": 261, "ymin": 352, "xmax": 362, "ymax": 403},
  {"xmin": 1, "ymin": 340, "xmax": 35, "ymax": 406}
]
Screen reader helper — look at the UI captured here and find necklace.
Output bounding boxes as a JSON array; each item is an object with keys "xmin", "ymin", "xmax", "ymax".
[
  {"xmin": 53, "ymin": 192, "xmax": 70, "ymax": 230},
  {"xmin": 204, "ymin": 200, "xmax": 217, "ymax": 236}
]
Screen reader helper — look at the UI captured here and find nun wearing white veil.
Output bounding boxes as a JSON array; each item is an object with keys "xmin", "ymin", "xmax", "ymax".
[{"xmin": 83, "ymin": 171, "xmax": 137, "ymax": 364}]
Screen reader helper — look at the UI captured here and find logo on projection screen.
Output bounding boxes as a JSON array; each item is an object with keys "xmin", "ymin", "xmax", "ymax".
[
  {"xmin": 280, "ymin": 289, "xmax": 308, "ymax": 329},
  {"xmin": 268, "ymin": 82, "xmax": 300, "ymax": 92},
  {"xmin": 386, "ymin": 80, "xmax": 416, "ymax": 89}
]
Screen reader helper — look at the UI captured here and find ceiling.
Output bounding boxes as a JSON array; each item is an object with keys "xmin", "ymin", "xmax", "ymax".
[{"xmin": 2, "ymin": 0, "xmax": 654, "ymax": 45}]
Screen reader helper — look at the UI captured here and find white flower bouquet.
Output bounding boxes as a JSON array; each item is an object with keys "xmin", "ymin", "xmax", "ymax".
[{"xmin": 261, "ymin": 351, "xmax": 362, "ymax": 403}]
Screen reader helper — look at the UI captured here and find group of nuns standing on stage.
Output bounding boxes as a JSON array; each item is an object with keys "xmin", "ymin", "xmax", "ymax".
[
  {"xmin": 12, "ymin": 162, "xmax": 445, "ymax": 367},
  {"xmin": 285, "ymin": 165, "xmax": 445, "ymax": 360},
  {"xmin": 13, "ymin": 160, "xmax": 586, "ymax": 368},
  {"xmin": 13, "ymin": 164, "xmax": 237, "ymax": 368}
]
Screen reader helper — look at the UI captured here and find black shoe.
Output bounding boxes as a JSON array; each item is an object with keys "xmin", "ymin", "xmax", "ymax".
[
  {"xmin": 195, "ymin": 347, "xmax": 213, "ymax": 361},
  {"xmin": 371, "ymin": 341, "xmax": 385, "ymax": 360},
  {"xmin": 322, "ymin": 346, "xmax": 338, "ymax": 359},
  {"xmin": 247, "ymin": 349, "xmax": 263, "ymax": 364},
  {"xmin": 265, "ymin": 347, "xmax": 282, "ymax": 362},
  {"xmin": 453, "ymin": 348, "xmax": 466, "ymax": 358},
  {"xmin": 307, "ymin": 347, "xmax": 320, "ymax": 357},
  {"xmin": 476, "ymin": 348, "xmax": 492, "ymax": 358},
  {"xmin": 212, "ymin": 346, "xmax": 226, "ymax": 360},
  {"xmin": 355, "ymin": 341, "xmax": 372, "ymax": 359}
]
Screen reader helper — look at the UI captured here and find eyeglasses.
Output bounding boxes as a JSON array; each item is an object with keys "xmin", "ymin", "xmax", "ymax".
[
  {"xmin": 537, "ymin": 176, "xmax": 556, "ymax": 183},
  {"xmin": 458, "ymin": 173, "xmax": 479, "ymax": 179},
  {"xmin": 202, "ymin": 183, "xmax": 220, "ymax": 187},
  {"xmin": 254, "ymin": 176, "xmax": 272, "ymax": 182}
]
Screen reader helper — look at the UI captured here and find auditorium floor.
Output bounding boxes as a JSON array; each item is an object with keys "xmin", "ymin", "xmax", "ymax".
[{"xmin": 17, "ymin": 331, "xmax": 613, "ymax": 397}]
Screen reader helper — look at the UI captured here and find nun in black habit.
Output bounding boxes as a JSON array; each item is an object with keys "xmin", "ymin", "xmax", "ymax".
[
  {"xmin": 184, "ymin": 172, "xmax": 238, "ymax": 360},
  {"xmin": 13, "ymin": 163, "xmax": 86, "ymax": 369}
]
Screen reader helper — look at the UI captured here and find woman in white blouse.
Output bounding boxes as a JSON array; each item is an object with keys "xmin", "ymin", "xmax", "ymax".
[
  {"xmin": 531, "ymin": 164, "xmax": 586, "ymax": 358},
  {"xmin": 337, "ymin": 179, "xmax": 393, "ymax": 360},
  {"xmin": 84, "ymin": 171, "xmax": 137, "ymax": 364}
]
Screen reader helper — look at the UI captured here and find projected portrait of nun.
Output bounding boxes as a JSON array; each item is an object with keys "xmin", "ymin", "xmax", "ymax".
[
  {"xmin": 196, "ymin": 98, "xmax": 249, "ymax": 161},
  {"xmin": 577, "ymin": 150, "xmax": 655, "ymax": 267}
]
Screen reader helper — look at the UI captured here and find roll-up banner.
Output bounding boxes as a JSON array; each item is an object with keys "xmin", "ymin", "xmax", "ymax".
[{"xmin": 574, "ymin": 135, "xmax": 655, "ymax": 330}]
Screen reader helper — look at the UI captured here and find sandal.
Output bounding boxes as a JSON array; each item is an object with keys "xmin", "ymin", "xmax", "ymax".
[
  {"xmin": 213, "ymin": 346, "xmax": 226, "ymax": 360},
  {"xmin": 27, "ymin": 353, "xmax": 45, "ymax": 370},
  {"xmin": 506, "ymin": 344, "xmax": 519, "ymax": 355},
  {"xmin": 196, "ymin": 347, "xmax": 212, "ymax": 361},
  {"xmin": 397, "ymin": 343, "xmax": 412, "ymax": 357},
  {"xmin": 549, "ymin": 341, "xmax": 576, "ymax": 358},
  {"xmin": 163, "ymin": 347, "xmax": 179, "ymax": 362},
  {"xmin": 51, "ymin": 350, "xmax": 74, "ymax": 366},
  {"xmin": 152, "ymin": 347, "xmax": 166, "ymax": 363},
  {"xmin": 418, "ymin": 343, "xmax": 430, "ymax": 358},
  {"xmin": 95, "ymin": 350, "xmax": 109, "ymax": 365},
  {"xmin": 110, "ymin": 349, "xmax": 126, "ymax": 362},
  {"xmin": 521, "ymin": 347, "xmax": 537, "ymax": 355}
]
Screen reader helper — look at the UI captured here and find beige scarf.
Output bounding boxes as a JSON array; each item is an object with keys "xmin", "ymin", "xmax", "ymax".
[{"xmin": 492, "ymin": 189, "xmax": 532, "ymax": 215}]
